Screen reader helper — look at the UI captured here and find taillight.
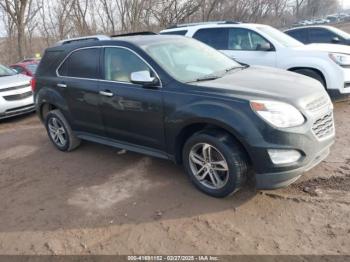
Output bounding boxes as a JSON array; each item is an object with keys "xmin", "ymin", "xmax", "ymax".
[{"xmin": 30, "ymin": 78, "xmax": 36, "ymax": 92}]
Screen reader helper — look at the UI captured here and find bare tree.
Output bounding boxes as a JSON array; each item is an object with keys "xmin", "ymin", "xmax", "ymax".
[{"xmin": 0, "ymin": 0, "xmax": 41, "ymax": 60}]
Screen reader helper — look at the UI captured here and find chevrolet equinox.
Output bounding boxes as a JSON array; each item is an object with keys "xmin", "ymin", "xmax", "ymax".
[{"xmin": 33, "ymin": 34, "xmax": 335, "ymax": 197}]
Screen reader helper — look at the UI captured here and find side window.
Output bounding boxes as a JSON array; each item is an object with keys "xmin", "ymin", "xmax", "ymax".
[
  {"xmin": 161, "ymin": 30, "xmax": 188, "ymax": 36},
  {"xmin": 287, "ymin": 29, "xmax": 309, "ymax": 43},
  {"xmin": 193, "ymin": 28, "xmax": 229, "ymax": 50},
  {"xmin": 228, "ymin": 28, "xmax": 271, "ymax": 51},
  {"xmin": 104, "ymin": 47, "xmax": 151, "ymax": 83},
  {"xmin": 58, "ymin": 48, "xmax": 100, "ymax": 79},
  {"xmin": 309, "ymin": 28, "xmax": 336, "ymax": 43},
  {"xmin": 11, "ymin": 66, "xmax": 24, "ymax": 73}
]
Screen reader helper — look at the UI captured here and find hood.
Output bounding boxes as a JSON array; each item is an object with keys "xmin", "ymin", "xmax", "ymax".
[
  {"xmin": 193, "ymin": 66, "xmax": 329, "ymax": 109},
  {"xmin": 0, "ymin": 74, "xmax": 31, "ymax": 90},
  {"xmin": 295, "ymin": 43, "xmax": 350, "ymax": 54}
]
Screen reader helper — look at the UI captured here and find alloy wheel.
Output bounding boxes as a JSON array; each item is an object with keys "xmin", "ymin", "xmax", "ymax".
[
  {"xmin": 48, "ymin": 117, "xmax": 67, "ymax": 147},
  {"xmin": 189, "ymin": 143, "xmax": 229, "ymax": 190}
]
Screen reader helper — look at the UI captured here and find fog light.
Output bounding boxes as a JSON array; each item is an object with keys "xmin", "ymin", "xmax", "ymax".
[{"xmin": 268, "ymin": 149, "xmax": 302, "ymax": 165}]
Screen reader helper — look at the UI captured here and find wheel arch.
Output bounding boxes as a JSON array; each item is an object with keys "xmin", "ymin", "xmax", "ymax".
[
  {"xmin": 288, "ymin": 66, "xmax": 327, "ymax": 88},
  {"xmin": 36, "ymin": 87, "xmax": 70, "ymax": 122},
  {"xmin": 173, "ymin": 121, "xmax": 252, "ymax": 166}
]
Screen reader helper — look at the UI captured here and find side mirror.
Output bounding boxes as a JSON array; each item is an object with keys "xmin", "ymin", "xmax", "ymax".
[
  {"xmin": 130, "ymin": 71, "xmax": 158, "ymax": 87},
  {"xmin": 256, "ymin": 42, "xmax": 273, "ymax": 51},
  {"xmin": 332, "ymin": 37, "xmax": 340, "ymax": 43}
]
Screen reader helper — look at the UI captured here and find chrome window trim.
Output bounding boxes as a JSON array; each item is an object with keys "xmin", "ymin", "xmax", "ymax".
[{"xmin": 56, "ymin": 45, "xmax": 162, "ymax": 88}]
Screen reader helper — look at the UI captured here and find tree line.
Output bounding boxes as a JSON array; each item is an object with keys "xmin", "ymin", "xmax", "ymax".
[{"xmin": 0, "ymin": 0, "xmax": 340, "ymax": 64}]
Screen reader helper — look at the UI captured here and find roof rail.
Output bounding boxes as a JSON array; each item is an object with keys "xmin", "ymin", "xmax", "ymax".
[
  {"xmin": 55, "ymin": 35, "xmax": 111, "ymax": 46},
  {"xmin": 111, "ymin": 31, "xmax": 158, "ymax": 37},
  {"xmin": 166, "ymin": 20, "xmax": 240, "ymax": 29}
]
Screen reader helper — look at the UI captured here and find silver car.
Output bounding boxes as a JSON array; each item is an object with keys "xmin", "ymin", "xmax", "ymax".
[{"xmin": 0, "ymin": 64, "xmax": 34, "ymax": 120}]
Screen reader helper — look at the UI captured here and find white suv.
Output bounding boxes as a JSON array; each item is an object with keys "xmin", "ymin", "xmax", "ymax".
[
  {"xmin": 0, "ymin": 64, "xmax": 34, "ymax": 120},
  {"xmin": 161, "ymin": 22, "xmax": 350, "ymax": 98}
]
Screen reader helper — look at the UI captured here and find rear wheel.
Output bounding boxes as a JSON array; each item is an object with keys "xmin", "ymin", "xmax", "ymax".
[
  {"xmin": 183, "ymin": 130, "xmax": 248, "ymax": 198},
  {"xmin": 45, "ymin": 109, "xmax": 81, "ymax": 152}
]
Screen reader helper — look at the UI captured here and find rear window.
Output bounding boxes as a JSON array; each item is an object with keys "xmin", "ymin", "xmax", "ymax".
[
  {"xmin": 161, "ymin": 30, "xmax": 188, "ymax": 36},
  {"xmin": 58, "ymin": 48, "xmax": 100, "ymax": 79},
  {"xmin": 36, "ymin": 50, "xmax": 63, "ymax": 76},
  {"xmin": 286, "ymin": 29, "xmax": 309, "ymax": 43},
  {"xmin": 193, "ymin": 28, "xmax": 229, "ymax": 49}
]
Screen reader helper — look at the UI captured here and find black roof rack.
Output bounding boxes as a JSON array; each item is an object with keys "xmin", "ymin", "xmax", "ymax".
[
  {"xmin": 166, "ymin": 21, "xmax": 240, "ymax": 29},
  {"xmin": 111, "ymin": 31, "xmax": 158, "ymax": 37},
  {"xmin": 55, "ymin": 35, "xmax": 111, "ymax": 46}
]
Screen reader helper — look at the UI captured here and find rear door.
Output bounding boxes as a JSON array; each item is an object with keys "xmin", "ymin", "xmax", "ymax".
[
  {"xmin": 286, "ymin": 28, "xmax": 310, "ymax": 44},
  {"xmin": 57, "ymin": 47, "xmax": 104, "ymax": 135},
  {"xmin": 192, "ymin": 27, "xmax": 277, "ymax": 67}
]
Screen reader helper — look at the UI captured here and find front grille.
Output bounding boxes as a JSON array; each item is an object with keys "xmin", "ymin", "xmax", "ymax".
[
  {"xmin": 0, "ymin": 84, "xmax": 30, "ymax": 93},
  {"xmin": 312, "ymin": 112, "xmax": 334, "ymax": 140},
  {"xmin": 3, "ymin": 91, "xmax": 32, "ymax": 101},
  {"xmin": 306, "ymin": 96, "xmax": 330, "ymax": 112}
]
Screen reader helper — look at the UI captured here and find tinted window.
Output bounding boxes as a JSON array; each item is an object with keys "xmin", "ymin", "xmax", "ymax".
[
  {"xmin": 161, "ymin": 30, "xmax": 188, "ymax": 36},
  {"xmin": 104, "ymin": 47, "xmax": 151, "ymax": 83},
  {"xmin": 193, "ymin": 28, "xmax": 228, "ymax": 49},
  {"xmin": 11, "ymin": 66, "xmax": 24, "ymax": 73},
  {"xmin": 309, "ymin": 28, "xmax": 336, "ymax": 43},
  {"xmin": 58, "ymin": 48, "xmax": 100, "ymax": 78},
  {"xmin": 286, "ymin": 29, "xmax": 309, "ymax": 43},
  {"xmin": 228, "ymin": 28, "xmax": 271, "ymax": 50}
]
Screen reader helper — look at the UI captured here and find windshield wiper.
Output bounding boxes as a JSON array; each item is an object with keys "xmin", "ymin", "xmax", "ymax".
[
  {"xmin": 188, "ymin": 75, "xmax": 221, "ymax": 83},
  {"xmin": 225, "ymin": 65, "xmax": 249, "ymax": 73}
]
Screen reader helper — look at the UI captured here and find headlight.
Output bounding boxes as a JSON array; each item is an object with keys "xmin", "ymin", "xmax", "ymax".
[
  {"xmin": 250, "ymin": 100, "xmax": 305, "ymax": 128},
  {"xmin": 329, "ymin": 53, "xmax": 350, "ymax": 66}
]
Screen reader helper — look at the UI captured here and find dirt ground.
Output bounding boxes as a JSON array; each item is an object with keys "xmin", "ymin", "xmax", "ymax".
[{"xmin": 0, "ymin": 100, "xmax": 349, "ymax": 256}]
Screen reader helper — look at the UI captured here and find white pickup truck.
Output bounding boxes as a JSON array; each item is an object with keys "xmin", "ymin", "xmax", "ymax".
[{"xmin": 161, "ymin": 22, "xmax": 350, "ymax": 99}]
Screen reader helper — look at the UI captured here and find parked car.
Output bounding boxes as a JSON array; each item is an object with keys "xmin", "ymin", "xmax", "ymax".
[
  {"xmin": 285, "ymin": 25, "xmax": 350, "ymax": 46},
  {"xmin": 10, "ymin": 61, "xmax": 39, "ymax": 77},
  {"xmin": 161, "ymin": 22, "xmax": 350, "ymax": 99},
  {"xmin": 34, "ymin": 34, "xmax": 334, "ymax": 197},
  {"xmin": 0, "ymin": 64, "xmax": 34, "ymax": 120}
]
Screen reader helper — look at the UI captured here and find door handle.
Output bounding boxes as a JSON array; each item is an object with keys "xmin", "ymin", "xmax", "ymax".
[
  {"xmin": 99, "ymin": 90, "xmax": 114, "ymax": 97},
  {"xmin": 57, "ymin": 83, "xmax": 67, "ymax": 88}
]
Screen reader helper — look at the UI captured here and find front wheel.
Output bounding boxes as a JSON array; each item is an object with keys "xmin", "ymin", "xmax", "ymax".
[{"xmin": 183, "ymin": 131, "xmax": 249, "ymax": 198}]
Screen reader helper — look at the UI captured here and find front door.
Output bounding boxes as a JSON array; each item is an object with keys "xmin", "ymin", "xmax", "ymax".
[
  {"xmin": 99, "ymin": 47, "xmax": 165, "ymax": 150},
  {"xmin": 223, "ymin": 28, "xmax": 277, "ymax": 67}
]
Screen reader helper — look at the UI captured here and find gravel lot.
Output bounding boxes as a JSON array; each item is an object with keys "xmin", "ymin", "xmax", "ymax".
[{"xmin": 0, "ymin": 100, "xmax": 349, "ymax": 255}]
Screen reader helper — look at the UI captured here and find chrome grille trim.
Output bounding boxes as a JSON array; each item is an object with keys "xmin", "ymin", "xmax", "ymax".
[
  {"xmin": 3, "ymin": 91, "xmax": 32, "ymax": 101},
  {"xmin": 0, "ymin": 84, "xmax": 30, "ymax": 93},
  {"xmin": 312, "ymin": 112, "xmax": 334, "ymax": 140},
  {"xmin": 306, "ymin": 96, "xmax": 330, "ymax": 112}
]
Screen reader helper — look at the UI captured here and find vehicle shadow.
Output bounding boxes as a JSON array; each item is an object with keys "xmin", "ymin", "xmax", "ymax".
[{"xmin": 0, "ymin": 121, "xmax": 257, "ymax": 233}]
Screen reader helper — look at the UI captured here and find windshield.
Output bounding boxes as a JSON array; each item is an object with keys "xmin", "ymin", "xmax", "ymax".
[
  {"xmin": 0, "ymin": 64, "xmax": 16, "ymax": 77},
  {"xmin": 26, "ymin": 64, "xmax": 38, "ymax": 74},
  {"xmin": 329, "ymin": 27, "xmax": 350, "ymax": 39},
  {"xmin": 142, "ymin": 37, "xmax": 242, "ymax": 83},
  {"xmin": 258, "ymin": 26, "xmax": 304, "ymax": 47}
]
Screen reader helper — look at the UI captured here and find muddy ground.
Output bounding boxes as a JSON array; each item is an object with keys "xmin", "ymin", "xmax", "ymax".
[{"xmin": 0, "ymin": 100, "xmax": 349, "ymax": 255}]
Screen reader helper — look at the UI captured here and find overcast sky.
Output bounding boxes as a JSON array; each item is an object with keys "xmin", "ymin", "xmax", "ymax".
[{"xmin": 343, "ymin": 0, "xmax": 350, "ymax": 9}]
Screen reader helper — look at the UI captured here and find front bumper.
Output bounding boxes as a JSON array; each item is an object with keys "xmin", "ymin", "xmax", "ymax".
[
  {"xmin": 0, "ymin": 86, "xmax": 35, "ymax": 120},
  {"xmin": 255, "ymin": 146, "xmax": 331, "ymax": 189},
  {"xmin": 245, "ymin": 100, "xmax": 335, "ymax": 190}
]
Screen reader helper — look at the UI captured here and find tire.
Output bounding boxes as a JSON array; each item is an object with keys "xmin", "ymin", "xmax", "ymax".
[
  {"xmin": 292, "ymin": 69, "xmax": 326, "ymax": 87},
  {"xmin": 182, "ymin": 130, "xmax": 248, "ymax": 198},
  {"xmin": 45, "ymin": 109, "xmax": 81, "ymax": 152}
]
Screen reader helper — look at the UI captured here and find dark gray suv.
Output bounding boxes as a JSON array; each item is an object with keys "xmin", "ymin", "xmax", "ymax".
[{"xmin": 33, "ymin": 34, "xmax": 335, "ymax": 197}]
